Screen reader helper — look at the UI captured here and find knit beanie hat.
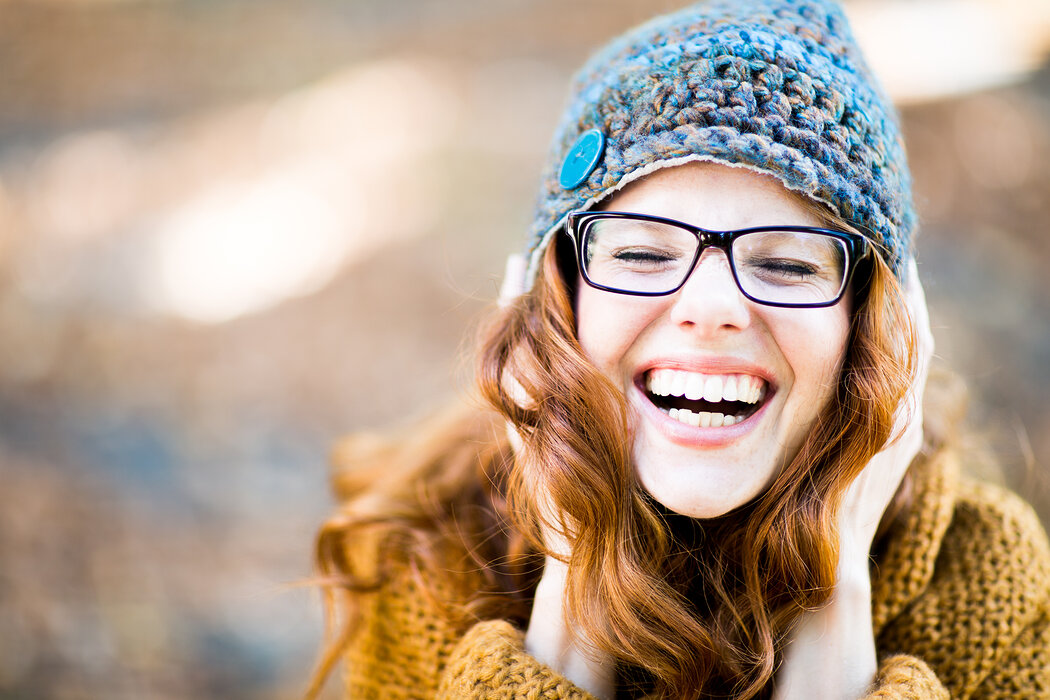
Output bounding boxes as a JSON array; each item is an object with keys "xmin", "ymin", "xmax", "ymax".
[{"xmin": 525, "ymin": 0, "xmax": 915, "ymax": 284}]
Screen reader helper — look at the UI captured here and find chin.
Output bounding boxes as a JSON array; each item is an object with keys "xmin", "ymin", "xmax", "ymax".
[{"xmin": 634, "ymin": 452, "xmax": 773, "ymax": 519}]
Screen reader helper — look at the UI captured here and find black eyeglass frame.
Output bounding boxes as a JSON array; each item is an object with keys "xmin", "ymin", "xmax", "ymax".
[{"xmin": 564, "ymin": 210, "xmax": 873, "ymax": 309}]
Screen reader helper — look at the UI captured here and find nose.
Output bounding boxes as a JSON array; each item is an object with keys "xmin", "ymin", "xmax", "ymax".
[{"xmin": 668, "ymin": 248, "xmax": 752, "ymax": 333}]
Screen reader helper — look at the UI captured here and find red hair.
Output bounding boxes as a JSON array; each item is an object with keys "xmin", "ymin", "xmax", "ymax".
[{"xmin": 309, "ymin": 211, "xmax": 921, "ymax": 698}]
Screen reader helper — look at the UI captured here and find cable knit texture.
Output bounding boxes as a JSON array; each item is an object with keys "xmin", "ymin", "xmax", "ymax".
[
  {"xmin": 526, "ymin": 0, "xmax": 915, "ymax": 283},
  {"xmin": 437, "ymin": 621, "xmax": 594, "ymax": 700},
  {"xmin": 342, "ymin": 451, "xmax": 1050, "ymax": 698}
]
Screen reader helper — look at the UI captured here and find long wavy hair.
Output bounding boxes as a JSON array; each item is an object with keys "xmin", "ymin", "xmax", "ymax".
[{"xmin": 309, "ymin": 200, "xmax": 923, "ymax": 699}]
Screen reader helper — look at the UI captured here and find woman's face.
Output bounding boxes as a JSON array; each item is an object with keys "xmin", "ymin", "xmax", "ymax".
[{"xmin": 575, "ymin": 161, "xmax": 852, "ymax": 518}]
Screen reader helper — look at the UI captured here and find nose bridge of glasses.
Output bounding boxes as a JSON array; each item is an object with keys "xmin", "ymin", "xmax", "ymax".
[
  {"xmin": 692, "ymin": 227, "xmax": 735, "ymax": 255},
  {"xmin": 689, "ymin": 225, "xmax": 731, "ymax": 262}
]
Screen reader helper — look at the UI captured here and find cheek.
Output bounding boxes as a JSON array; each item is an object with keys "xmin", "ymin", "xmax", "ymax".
[
  {"xmin": 780, "ymin": 308, "xmax": 852, "ymax": 401},
  {"xmin": 575, "ymin": 284, "xmax": 658, "ymax": 378}
]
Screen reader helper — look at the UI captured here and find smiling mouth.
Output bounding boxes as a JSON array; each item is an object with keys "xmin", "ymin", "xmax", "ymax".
[{"xmin": 643, "ymin": 369, "xmax": 769, "ymax": 428}]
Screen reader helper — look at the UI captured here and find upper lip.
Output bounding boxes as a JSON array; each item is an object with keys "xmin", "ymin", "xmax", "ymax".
[{"xmin": 634, "ymin": 356, "xmax": 776, "ymax": 388}]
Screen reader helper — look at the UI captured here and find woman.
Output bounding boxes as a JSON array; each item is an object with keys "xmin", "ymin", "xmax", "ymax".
[{"xmin": 310, "ymin": 1, "xmax": 1050, "ymax": 697}]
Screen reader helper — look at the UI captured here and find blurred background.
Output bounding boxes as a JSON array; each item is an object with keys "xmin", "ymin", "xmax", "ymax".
[{"xmin": 0, "ymin": 0, "xmax": 1048, "ymax": 698}]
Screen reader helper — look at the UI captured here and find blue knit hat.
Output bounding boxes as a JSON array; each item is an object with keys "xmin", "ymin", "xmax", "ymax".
[{"xmin": 525, "ymin": 0, "xmax": 915, "ymax": 283}]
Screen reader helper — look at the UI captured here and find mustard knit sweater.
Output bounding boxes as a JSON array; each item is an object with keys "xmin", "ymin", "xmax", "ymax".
[{"xmin": 341, "ymin": 452, "xmax": 1050, "ymax": 698}]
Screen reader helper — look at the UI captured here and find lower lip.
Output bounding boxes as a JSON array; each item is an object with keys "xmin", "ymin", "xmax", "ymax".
[{"xmin": 629, "ymin": 382, "xmax": 771, "ymax": 448}]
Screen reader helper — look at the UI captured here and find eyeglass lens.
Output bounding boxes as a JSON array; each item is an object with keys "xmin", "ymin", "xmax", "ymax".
[{"xmin": 582, "ymin": 217, "xmax": 848, "ymax": 304}]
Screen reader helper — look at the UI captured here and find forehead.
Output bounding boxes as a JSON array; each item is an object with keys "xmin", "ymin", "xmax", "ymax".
[{"xmin": 604, "ymin": 161, "xmax": 828, "ymax": 230}]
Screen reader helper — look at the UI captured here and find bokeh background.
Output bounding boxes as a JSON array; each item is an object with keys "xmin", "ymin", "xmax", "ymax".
[{"xmin": 1, "ymin": 0, "xmax": 1048, "ymax": 698}]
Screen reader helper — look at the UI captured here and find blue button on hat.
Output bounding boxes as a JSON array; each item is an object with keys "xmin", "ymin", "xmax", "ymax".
[{"xmin": 558, "ymin": 128, "xmax": 606, "ymax": 190}]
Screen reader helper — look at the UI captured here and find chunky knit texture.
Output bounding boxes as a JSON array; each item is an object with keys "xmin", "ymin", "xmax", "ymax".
[
  {"xmin": 526, "ymin": 0, "xmax": 915, "ymax": 283},
  {"xmin": 341, "ymin": 451, "xmax": 1050, "ymax": 698}
]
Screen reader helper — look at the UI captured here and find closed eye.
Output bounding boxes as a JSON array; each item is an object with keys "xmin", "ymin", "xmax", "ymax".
[
  {"xmin": 745, "ymin": 257, "xmax": 820, "ymax": 278},
  {"xmin": 613, "ymin": 248, "xmax": 679, "ymax": 263}
]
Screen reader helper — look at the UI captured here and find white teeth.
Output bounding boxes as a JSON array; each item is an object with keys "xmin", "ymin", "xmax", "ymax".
[
  {"xmin": 752, "ymin": 379, "xmax": 766, "ymax": 404},
  {"xmin": 703, "ymin": 376, "xmax": 723, "ymax": 402},
  {"xmin": 646, "ymin": 370, "xmax": 661, "ymax": 396},
  {"xmin": 742, "ymin": 376, "xmax": 758, "ymax": 403},
  {"xmin": 666, "ymin": 408, "xmax": 744, "ymax": 428},
  {"xmin": 646, "ymin": 370, "xmax": 766, "ymax": 404},
  {"xmin": 670, "ymin": 372, "xmax": 688, "ymax": 398},
  {"xmin": 669, "ymin": 407, "xmax": 700, "ymax": 427},
  {"xmin": 722, "ymin": 375, "xmax": 739, "ymax": 402},
  {"xmin": 685, "ymin": 373, "xmax": 704, "ymax": 400}
]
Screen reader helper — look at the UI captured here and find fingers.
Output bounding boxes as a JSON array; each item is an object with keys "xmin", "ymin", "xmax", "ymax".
[
  {"xmin": 532, "ymin": 473, "xmax": 574, "ymax": 559},
  {"xmin": 842, "ymin": 259, "xmax": 933, "ymax": 544},
  {"xmin": 904, "ymin": 257, "xmax": 934, "ymax": 364},
  {"xmin": 505, "ymin": 439, "xmax": 574, "ymax": 559},
  {"xmin": 890, "ymin": 258, "xmax": 932, "ymax": 439}
]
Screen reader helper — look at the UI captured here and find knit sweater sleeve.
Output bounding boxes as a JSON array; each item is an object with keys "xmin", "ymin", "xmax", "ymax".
[
  {"xmin": 870, "ymin": 478, "xmax": 1050, "ymax": 698},
  {"xmin": 863, "ymin": 655, "xmax": 949, "ymax": 698},
  {"xmin": 342, "ymin": 546, "xmax": 464, "ymax": 699},
  {"xmin": 862, "ymin": 613, "xmax": 1050, "ymax": 699},
  {"xmin": 437, "ymin": 619, "xmax": 597, "ymax": 699},
  {"xmin": 342, "ymin": 537, "xmax": 595, "ymax": 699}
]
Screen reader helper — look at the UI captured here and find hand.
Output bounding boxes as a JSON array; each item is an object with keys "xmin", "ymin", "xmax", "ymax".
[
  {"xmin": 522, "ymin": 501, "xmax": 616, "ymax": 699},
  {"xmin": 839, "ymin": 257, "xmax": 933, "ymax": 561},
  {"xmin": 775, "ymin": 259, "xmax": 933, "ymax": 700},
  {"xmin": 525, "ymin": 554, "xmax": 615, "ymax": 699},
  {"xmin": 498, "ymin": 253, "xmax": 615, "ymax": 696},
  {"xmin": 520, "ymin": 466, "xmax": 615, "ymax": 698},
  {"xmin": 502, "ymin": 398, "xmax": 613, "ymax": 697}
]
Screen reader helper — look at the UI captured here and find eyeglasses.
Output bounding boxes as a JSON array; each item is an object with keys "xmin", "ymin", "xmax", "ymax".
[{"xmin": 564, "ymin": 211, "xmax": 872, "ymax": 308}]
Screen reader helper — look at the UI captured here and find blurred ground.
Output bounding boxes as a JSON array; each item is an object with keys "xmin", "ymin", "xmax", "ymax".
[{"xmin": 0, "ymin": 1, "xmax": 1048, "ymax": 698}]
